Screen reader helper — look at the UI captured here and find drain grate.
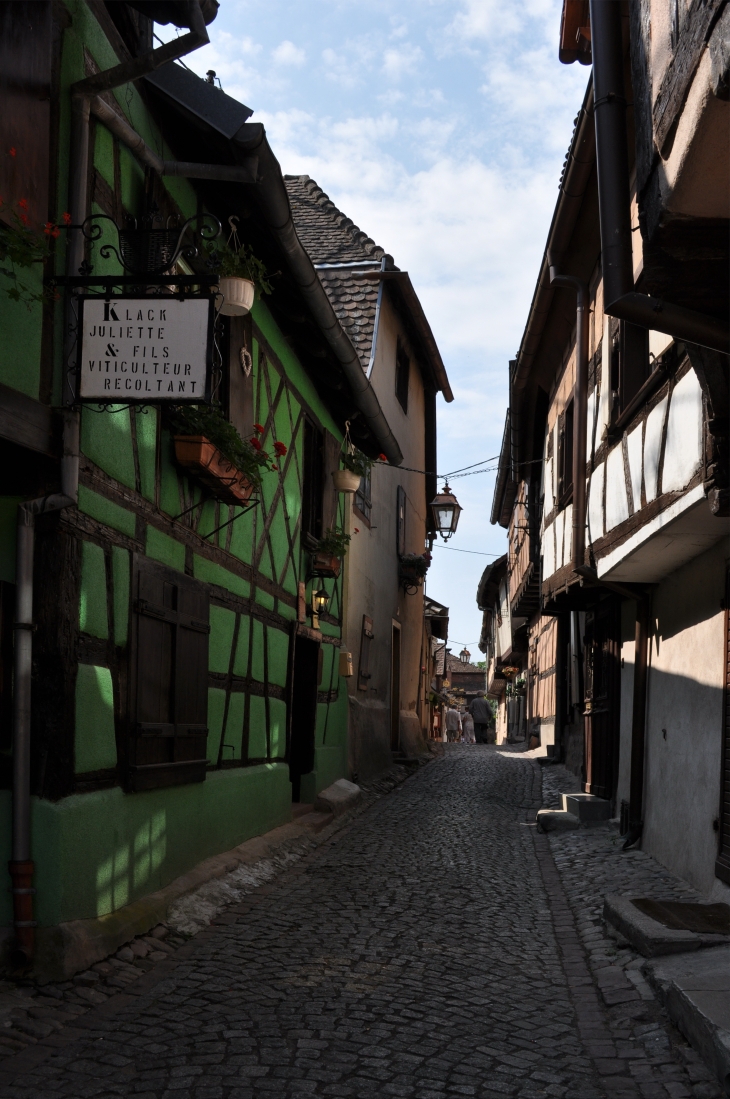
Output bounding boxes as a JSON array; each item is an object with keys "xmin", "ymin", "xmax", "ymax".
[{"xmin": 631, "ymin": 898, "xmax": 730, "ymax": 935}]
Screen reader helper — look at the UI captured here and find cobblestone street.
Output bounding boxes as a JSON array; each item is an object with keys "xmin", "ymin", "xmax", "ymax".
[{"xmin": 0, "ymin": 747, "xmax": 722, "ymax": 1099}]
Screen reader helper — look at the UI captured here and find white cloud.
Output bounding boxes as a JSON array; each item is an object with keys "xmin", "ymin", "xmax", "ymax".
[
  {"xmin": 272, "ymin": 40, "xmax": 306, "ymax": 67},
  {"xmin": 382, "ymin": 43, "xmax": 424, "ymax": 80}
]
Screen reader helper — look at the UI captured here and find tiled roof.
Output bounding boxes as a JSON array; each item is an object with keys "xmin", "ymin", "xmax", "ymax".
[{"xmin": 284, "ymin": 175, "xmax": 388, "ymax": 369}]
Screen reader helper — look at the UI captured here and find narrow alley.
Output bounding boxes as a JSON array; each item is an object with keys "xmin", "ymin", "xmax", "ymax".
[{"xmin": 0, "ymin": 749, "xmax": 720, "ymax": 1099}]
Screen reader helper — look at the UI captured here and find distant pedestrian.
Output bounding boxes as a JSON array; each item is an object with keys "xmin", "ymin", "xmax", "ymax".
[
  {"xmin": 444, "ymin": 706, "xmax": 462, "ymax": 742},
  {"xmin": 461, "ymin": 711, "xmax": 475, "ymax": 743},
  {"xmin": 469, "ymin": 691, "xmax": 492, "ymax": 744}
]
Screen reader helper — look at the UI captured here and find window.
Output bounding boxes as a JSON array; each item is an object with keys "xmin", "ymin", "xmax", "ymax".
[
  {"xmin": 128, "ymin": 557, "xmax": 210, "ymax": 792},
  {"xmin": 354, "ymin": 467, "xmax": 372, "ymax": 524},
  {"xmin": 357, "ymin": 615, "xmax": 374, "ymax": 691},
  {"xmin": 395, "ymin": 340, "xmax": 410, "ymax": 413},
  {"xmin": 396, "ymin": 485, "xmax": 406, "ymax": 557},
  {"xmin": 301, "ymin": 419, "xmax": 324, "ymax": 545},
  {"xmin": 557, "ymin": 398, "xmax": 574, "ymax": 505},
  {"xmin": 610, "ymin": 319, "xmax": 650, "ymax": 420}
]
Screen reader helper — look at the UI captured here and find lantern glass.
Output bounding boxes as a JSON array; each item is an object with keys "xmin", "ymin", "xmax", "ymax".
[
  {"xmin": 429, "ymin": 482, "xmax": 462, "ymax": 541},
  {"xmin": 459, "ymin": 648, "xmax": 471, "ymax": 665},
  {"xmin": 312, "ymin": 588, "xmax": 329, "ymax": 616}
]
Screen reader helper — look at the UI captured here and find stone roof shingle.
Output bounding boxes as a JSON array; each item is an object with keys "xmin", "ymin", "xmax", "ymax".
[{"xmin": 284, "ymin": 175, "xmax": 389, "ymax": 369}]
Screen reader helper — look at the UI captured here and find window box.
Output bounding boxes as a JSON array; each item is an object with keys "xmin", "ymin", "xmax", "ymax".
[
  {"xmin": 311, "ymin": 551, "xmax": 341, "ymax": 579},
  {"xmin": 174, "ymin": 435, "xmax": 255, "ymax": 506}
]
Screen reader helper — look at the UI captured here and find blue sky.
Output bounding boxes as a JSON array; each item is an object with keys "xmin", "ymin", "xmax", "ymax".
[{"xmin": 163, "ymin": 0, "xmax": 589, "ymax": 652}]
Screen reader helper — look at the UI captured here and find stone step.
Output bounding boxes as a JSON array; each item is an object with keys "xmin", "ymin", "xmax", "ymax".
[
  {"xmin": 536, "ymin": 809, "xmax": 580, "ymax": 832},
  {"xmin": 561, "ymin": 792, "xmax": 612, "ymax": 822}
]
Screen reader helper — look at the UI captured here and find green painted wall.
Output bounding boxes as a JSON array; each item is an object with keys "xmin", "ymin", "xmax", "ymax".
[
  {"xmin": 74, "ymin": 664, "xmax": 117, "ymax": 773},
  {"xmin": 79, "ymin": 541, "xmax": 108, "ymax": 639}
]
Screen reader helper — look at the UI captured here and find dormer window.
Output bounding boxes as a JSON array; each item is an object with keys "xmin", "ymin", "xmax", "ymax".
[{"xmin": 395, "ymin": 339, "xmax": 410, "ymax": 413}]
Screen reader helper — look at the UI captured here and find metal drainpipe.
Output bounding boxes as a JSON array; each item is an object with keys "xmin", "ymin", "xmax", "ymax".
[
  {"xmin": 589, "ymin": 0, "xmax": 728, "ymax": 354},
  {"xmin": 623, "ymin": 595, "xmax": 651, "ymax": 849},
  {"xmin": 547, "ymin": 267, "xmax": 589, "ymax": 572},
  {"xmin": 9, "ymin": 0, "xmax": 212, "ymax": 967}
]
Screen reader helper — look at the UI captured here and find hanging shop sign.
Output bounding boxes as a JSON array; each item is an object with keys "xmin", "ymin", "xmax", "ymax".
[{"xmin": 77, "ymin": 295, "xmax": 214, "ymax": 402}]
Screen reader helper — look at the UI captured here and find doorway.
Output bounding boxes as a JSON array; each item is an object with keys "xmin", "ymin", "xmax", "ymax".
[
  {"xmin": 583, "ymin": 597, "xmax": 620, "ymax": 801},
  {"xmin": 288, "ymin": 633, "xmax": 320, "ymax": 802},
  {"xmin": 390, "ymin": 624, "xmax": 401, "ymax": 752}
]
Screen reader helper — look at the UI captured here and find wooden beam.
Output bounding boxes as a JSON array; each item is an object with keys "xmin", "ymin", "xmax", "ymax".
[{"xmin": 0, "ymin": 382, "xmax": 57, "ymax": 456}]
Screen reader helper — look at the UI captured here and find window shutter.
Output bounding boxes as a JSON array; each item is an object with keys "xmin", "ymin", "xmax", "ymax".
[
  {"xmin": 301, "ymin": 419, "xmax": 325, "ymax": 544},
  {"xmin": 396, "ymin": 486, "xmax": 406, "ymax": 557},
  {"xmin": 322, "ymin": 430, "xmax": 341, "ymax": 534},
  {"xmin": 357, "ymin": 615, "xmax": 374, "ymax": 692},
  {"xmin": 129, "ymin": 557, "xmax": 210, "ymax": 791}
]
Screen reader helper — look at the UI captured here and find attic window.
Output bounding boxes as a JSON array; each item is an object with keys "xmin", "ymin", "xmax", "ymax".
[{"xmin": 395, "ymin": 340, "xmax": 409, "ymax": 413}]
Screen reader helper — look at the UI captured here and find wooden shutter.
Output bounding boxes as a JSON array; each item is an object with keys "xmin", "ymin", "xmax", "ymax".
[
  {"xmin": 716, "ymin": 566, "xmax": 730, "ymax": 884},
  {"xmin": 129, "ymin": 557, "xmax": 210, "ymax": 791},
  {"xmin": 396, "ymin": 486, "xmax": 406, "ymax": 557},
  {"xmin": 358, "ymin": 615, "xmax": 374, "ymax": 692},
  {"xmin": 301, "ymin": 419, "xmax": 324, "ymax": 544},
  {"xmin": 322, "ymin": 430, "xmax": 341, "ymax": 534}
]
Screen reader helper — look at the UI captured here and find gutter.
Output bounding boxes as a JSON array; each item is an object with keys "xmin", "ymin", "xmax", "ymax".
[
  {"xmin": 589, "ymin": 0, "xmax": 728, "ymax": 354},
  {"xmin": 9, "ymin": 0, "xmax": 213, "ymax": 969}
]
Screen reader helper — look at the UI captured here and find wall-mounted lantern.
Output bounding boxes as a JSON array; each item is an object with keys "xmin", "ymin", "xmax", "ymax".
[
  {"xmin": 311, "ymin": 588, "xmax": 329, "ymax": 628},
  {"xmin": 459, "ymin": 647, "xmax": 471, "ymax": 665},
  {"xmin": 429, "ymin": 483, "xmax": 462, "ymax": 541}
]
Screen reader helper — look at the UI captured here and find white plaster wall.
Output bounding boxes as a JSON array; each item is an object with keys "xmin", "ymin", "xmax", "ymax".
[
  {"xmin": 644, "ymin": 395, "xmax": 668, "ymax": 503},
  {"xmin": 588, "ymin": 463, "xmax": 605, "ymax": 542},
  {"xmin": 586, "ymin": 389, "xmax": 596, "ymax": 462},
  {"xmin": 543, "ymin": 520, "xmax": 555, "ymax": 579},
  {"xmin": 563, "ymin": 504, "xmax": 573, "ymax": 565},
  {"xmin": 597, "ymin": 325, "xmax": 612, "ymax": 445},
  {"xmin": 662, "ymin": 369, "xmax": 703, "ymax": 493},
  {"xmin": 555, "ymin": 509, "xmax": 565, "ymax": 571},
  {"xmin": 605, "ymin": 444, "xmax": 629, "ymax": 531},
  {"xmin": 626, "ymin": 424, "xmax": 643, "ymax": 513},
  {"xmin": 641, "ymin": 540, "xmax": 727, "ymax": 896}
]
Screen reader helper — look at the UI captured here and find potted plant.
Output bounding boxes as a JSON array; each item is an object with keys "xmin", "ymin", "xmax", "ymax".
[
  {"xmin": 168, "ymin": 404, "xmax": 282, "ymax": 506},
  {"xmin": 0, "ymin": 196, "xmax": 67, "ymax": 307},
  {"xmin": 312, "ymin": 527, "xmax": 351, "ymax": 578},
  {"xmin": 398, "ymin": 551, "xmax": 431, "ymax": 591},
  {"xmin": 332, "ymin": 447, "xmax": 372, "ymax": 494},
  {"xmin": 209, "ymin": 238, "xmax": 272, "ymax": 317}
]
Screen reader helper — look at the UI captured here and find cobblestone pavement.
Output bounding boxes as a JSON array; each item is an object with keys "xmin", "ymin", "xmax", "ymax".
[{"xmin": 0, "ymin": 747, "xmax": 721, "ymax": 1099}]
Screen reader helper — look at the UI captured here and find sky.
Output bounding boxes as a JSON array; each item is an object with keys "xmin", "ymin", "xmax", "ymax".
[{"xmin": 161, "ymin": 0, "xmax": 589, "ymax": 655}]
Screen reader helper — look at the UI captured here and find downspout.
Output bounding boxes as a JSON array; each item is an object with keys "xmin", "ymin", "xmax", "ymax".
[
  {"xmin": 9, "ymin": 0, "xmax": 212, "ymax": 967},
  {"xmin": 623, "ymin": 595, "xmax": 650, "ymax": 849},
  {"xmin": 546, "ymin": 267, "xmax": 589, "ymax": 572},
  {"xmin": 589, "ymin": 0, "xmax": 728, "ymax": 354}
]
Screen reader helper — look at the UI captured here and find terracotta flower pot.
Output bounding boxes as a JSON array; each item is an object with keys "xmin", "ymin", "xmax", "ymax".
[
  {"xmin": 217, "ymin": 277, "xmax": 255, "ymax": 317},
  {"xmin": 174, "ymin": 435, "xmax": 254, "ymax": 506},
  {"xmin": 332, "ymin": 469, "xmax": 361, "ymax": 493},
  {"xmin": 311, "ymin": 551, "xmax": 341, "ymax": 579}
]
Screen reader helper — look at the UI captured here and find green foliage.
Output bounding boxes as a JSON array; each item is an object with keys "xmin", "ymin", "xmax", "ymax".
[
  {"xmin": 341, "ymin": 447, "xmax": 373, "ymax": 476},
  {"xmin": 168, "ymin": 403, "xmax": 273, "ymax": 487},
  {"xmin": 209, "ymin": 240, "xmax": 272, "ymax": 297},
  {"xmin": 399, "ymin": 552, "xmax": 431, "ymax": 578},
  {"xmin": 316, "ymin": 527, "xmax": 352, "ymax": 557},
  {"xmin": 0, "ymin": 206, "xmax": 59, "ymax": 307}
]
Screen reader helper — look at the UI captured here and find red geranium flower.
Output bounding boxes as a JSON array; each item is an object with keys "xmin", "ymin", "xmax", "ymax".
[
  {"xmin": 18, "ymin": 213, "xmax": 29, "ymax": 226},
  {"xmin": 354, "ymin": 527, "xmax": 360, "ymax": 533},
  {"xmin": 8, "ymin": 148, "xmax": 16, "ymax": 158},
  {"xmin": 17, "ymin": 198, "xmax": 28, "ymax": 211},
  {"xmin": 273, "ymin": 441, "xmax": 287, "ymax": 456},
  {"xmin": 253, "ymin": 423, "xmax": 264, "ymax": 434},
  {"xmin": 378, "ymin": 453, "xmax": 387, "ymax": 461},
  {"xmin": 250, "ymin": 437, "xmax": 262, "ymax": 451},
  {"xmin": 271, "ymin": 464, "xmax": 279, "ymax": 471},
  {"xmin": 62, "ymin": 212, "xmax": 72, "ymax": 225}
]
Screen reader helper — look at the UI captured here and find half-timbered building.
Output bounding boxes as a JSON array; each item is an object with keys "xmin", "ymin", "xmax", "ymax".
[
  {"xmin": 489, "ymin": 0, "xmax": 729, "ymax": 896},
  {"xmin": 0, "ymin": 0, "xmax": 406, "ymax": 975}
]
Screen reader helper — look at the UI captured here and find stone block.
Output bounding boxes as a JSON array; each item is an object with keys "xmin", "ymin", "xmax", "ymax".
[
  {"xmin": 562, "ymin": 792, "xmax": 612, "ymax": 822},
  {"xmin": 313, "ymin": 778, "xmax": 362, "ymax": 817},
  {"xmin": 536, "ymin": 809, "xmax": 580, "ymax": 832},
  {"xmin": 604, "ymin": 896, "xmax": 729, "ymax": 958}
]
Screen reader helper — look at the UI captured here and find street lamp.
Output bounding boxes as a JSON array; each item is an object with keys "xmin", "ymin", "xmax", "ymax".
[
  {"xmin": 459, "ymin": 647, "xmax": 471, "ymax": 665},
  {"xmin": 311, "ymin": 588, "xmax": 329, "ymax": 628},
  {"xmin": 429, "ymin": 483, "xmax": 462, "ymax": 541}
]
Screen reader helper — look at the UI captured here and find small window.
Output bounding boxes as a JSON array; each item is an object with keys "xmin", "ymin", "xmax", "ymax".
[
  {"xmin": 357, "ymin": 615, "xmax": 374, "ymax": 691},
  {"xmin": 396, "ymin": 485, "xmax": 406, "ymax": 557},
  {"xmin": 301, "ymin": 419, "xmax": 324, "ymax": 545},
  {"xmin": 129, "ymin": 557, "xmax": 210, "ymax": 792},
  {"xmin": 395, "ymin": 340, "xmax": 409, "ymax": 413},
  {"xmin": 610, "ymin": 320, "xmax": 649, "ymax": 420},
  {"xmin": 354, "ymin": 467, "xmax": 372, "ymax": 524}
]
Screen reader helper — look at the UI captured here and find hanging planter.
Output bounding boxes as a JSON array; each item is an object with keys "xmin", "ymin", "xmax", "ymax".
[
  {"xmin": 311, "ymin": 527, "xmax": 351, "ymax": 578},
  {"xmin": 217, "ymin": 276, "xmax": 255, "ymax": 317},
  {"xmin": 398, "ymin": 552, "xmax": 431, "ymax": 593},
  {"xmin": 174, "ymin": 436, "xmax": 255, "ymax": 506},
  {"xmin": 332, "ymin": 469, "xmax": 361, "ymax": 493},
  {"xmin": 311, "ymin": 551, "xmax": 341, "ymax": 579}
]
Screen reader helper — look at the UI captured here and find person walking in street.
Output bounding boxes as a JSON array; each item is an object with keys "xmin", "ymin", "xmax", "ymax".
[
  {"xmin": 444, "ymin": 706, "xmax": 462, "ymax": 742},
  {"xmin": 461, "ymin": 710, "xmax": 475, "ymax": 744},
  {"xmin": 468, "ymin": 691, "xmax": 493, "ymax": 744}
]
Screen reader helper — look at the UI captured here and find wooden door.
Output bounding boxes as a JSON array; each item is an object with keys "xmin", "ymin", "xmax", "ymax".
[
  {"xmin": 583, "ymin": 597, "xmax": 620, "ymax": 801},
  {"xmin": 390, "ymin": 625, "xmax": 401, "ymax": 751},
  {"xmin": 288, "ymin": 633, "xmax": 319, "ymax": 801},
  {"xmin": 716, "ymin": 565, "xmax": 730, "ymax": 884}
]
